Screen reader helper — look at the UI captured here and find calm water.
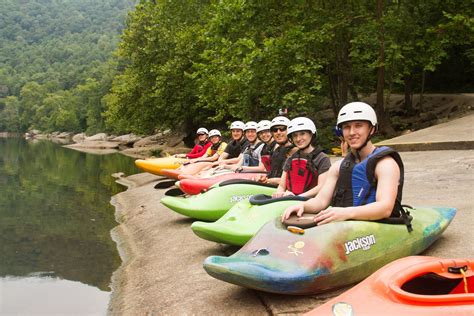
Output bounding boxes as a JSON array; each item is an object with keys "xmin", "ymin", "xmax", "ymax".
[{"xmin": 0, "ymin": 137, "xmax": 140, "ymax": 314}]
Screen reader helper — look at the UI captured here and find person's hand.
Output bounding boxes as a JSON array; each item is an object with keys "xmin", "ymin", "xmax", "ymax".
[
  {"xmin": 313, "ymin": 207, "xmax": 350, "ymax": 225},
  {"xmin": 283, "ymin": 190, "xmax": 295, "ymax": 197},
  {"xmin": 254, "ymin": 174, "xmax": 268, "ymax": 183},
  {"xmin": 272, "ymin": 191, "xmax": 284, "ymax": 198},
  {"xmin": 281, "ymin": 203, "xmax": 305, "ymax": 222}
]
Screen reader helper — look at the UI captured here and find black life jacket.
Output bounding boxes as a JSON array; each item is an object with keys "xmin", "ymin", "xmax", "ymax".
[
  {"xmin": 332, "ymin": 146, "xmax": 412, "ymax": 231},
  {"xmin": 285, "ymin": 148, "xmax": 323, "ymax": 195},
  {"xmin": 208, "ymin": 141, "xmax": 222, "ymax": 156},
  {"xmin": 260, "ymin": 140, "xmax": 277, "ymax": 172},
  {"xmin": 268, "ymin": 144, "xmax": 294, "ymax": 178}
]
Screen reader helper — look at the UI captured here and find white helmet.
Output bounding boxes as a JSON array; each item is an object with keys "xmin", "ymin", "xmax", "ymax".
[
  {"xmin": 208, "ymin": 129, "xmax": 221, "ymax": 137},
  {"xmin": 270, "ymin": 116, "xmax": 290, "ymax": 128},
  {"xmin": 257, "ymin": 120, "xmax": 272, "ymax": 133},
  {"xmin": 287, "ymin": 117, "xmax": 317, "ymax": 136},
  {"xmin": 337, "ymin": 102, "xmax": 377, "ymax": 128},
  {"xmin": 196, "ymin": 127, "xmax": 208, "ymax": 135},
  {"xmin": 244, "ymin": 121, "xmax": 258, "ymax": 131},
  {"xmin": 230, "ymin": 120, "xmax": 245, "ymax": 130}
]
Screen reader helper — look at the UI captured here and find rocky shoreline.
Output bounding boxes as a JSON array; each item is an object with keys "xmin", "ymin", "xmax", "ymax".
[{"xmin": 23, "ymin": 129, "xmax": 191, "ymax": 158}]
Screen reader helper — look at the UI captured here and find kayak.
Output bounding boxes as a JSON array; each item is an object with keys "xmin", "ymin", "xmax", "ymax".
[
  {"xmin": 307, "ymin": 256, "xmax": 473, "ymax": 316},
  {"xmin": 160, "ymin": 180, "xmax": 277, "ymax": 221},
  {"xmin": 191, "ymin": 195, "xmax": 308, "ymax": 245},
  {"xmin": 179, "ymin": 172, "xmax": 267, "ymax": 195},
  {"xmin": 160, "ymin": 161, "xmax": 216, "ymax": 180},
  {"xmin": 203, "ymin": 206, "xmax": 456, "ymax": 295},
  {"xmin": 159, "ymin": 168, "xmax": 181, "ymax": 180},
  {"xmin": 135, "ymin": 157, "xmax": 188, "ymax": 176}
]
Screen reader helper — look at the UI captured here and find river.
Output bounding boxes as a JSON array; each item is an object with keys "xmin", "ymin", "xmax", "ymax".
[{"xmin": 0, "ymin": 137, "xmax": 139, "ymax": 314}]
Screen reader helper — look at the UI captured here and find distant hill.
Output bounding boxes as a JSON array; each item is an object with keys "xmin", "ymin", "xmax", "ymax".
[{"xmin": 0, "ymin": 0, "xmax": 136, "ymax": 96}]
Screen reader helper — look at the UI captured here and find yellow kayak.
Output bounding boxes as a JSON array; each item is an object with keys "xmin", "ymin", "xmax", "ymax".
[{"xmin": 135, "ymin": 157, "xmax": 188, "ymax": 176}]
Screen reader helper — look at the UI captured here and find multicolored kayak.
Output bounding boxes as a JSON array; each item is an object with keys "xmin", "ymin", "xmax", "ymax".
[
  {"xmin": 191, "ymin": 195, "xmax": 308, "ymax": 245},
  {"xmin": 179, "ymin": 172, "xmax": 267, "ymax": 195},
  {"xmin": 203, "ymin": 206, "xmax": 456, "ymax": 295},
  {"xmin": 160, "ymin": 180, "xmax": 277, "ymax": 221},
  {"xmin": 135, "ymin": 157, "xmax": 188, "ymax": 176},
  {"xmin": 307, "ymin": 256, "xmax": 473, "ymax": 316}
]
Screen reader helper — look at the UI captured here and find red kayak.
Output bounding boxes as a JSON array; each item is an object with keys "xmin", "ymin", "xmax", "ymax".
[
  {"xmin": 178, "ymin": 172, "xmax": 266, "ymax": 195},
  {"xmin": 306, "ymin": 256, "xmax": 474, "ymax": 316}
]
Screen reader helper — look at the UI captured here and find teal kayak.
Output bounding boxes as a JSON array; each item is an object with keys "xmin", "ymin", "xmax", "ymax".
[
  {"xmin": 191, "ymin": 194, "xmax": 308, "ymax": 245},
  {"xmin": 160, "ymin": 180, "xmax": 277, "ymax": 221},
  {"xmin": 203, "ymin": 206, "xmax": 456, "ymax": 295}
]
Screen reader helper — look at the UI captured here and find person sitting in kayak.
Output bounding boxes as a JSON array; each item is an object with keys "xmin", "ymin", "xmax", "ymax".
[
  {"xmin": 215, "ymin": 120, "xmax": 248, "ymax": 167},
  {"xmin": 282, "ymin": 102, "xmax": 409, "ymax": 227},
  {"xmin": 179, "ymin": 121, "xmax": 247, "ymax": 178},
  {"xmin": 255, "ymin": 116, "xmax": 298, "ymax": 186},
  {"xmin": 256, "ymin": 119, "xmax": 276, "ymax": 172},
  {"xmin": 188, "ymin": 129, "xmax": 227, "ymax": 163},
  {"xmin": 272, "ymin": 117, "xmax": 331, "ymax": 198},
  {"xmin": 221, "ymin": 121, "xmax": 266, "ymax": 172},
  {"xmin": 175, "ymin": 127, "xmax": 211, "ymax": 158}
]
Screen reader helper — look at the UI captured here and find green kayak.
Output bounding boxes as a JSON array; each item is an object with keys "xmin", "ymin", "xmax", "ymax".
[
  {"xmin": 191, "ymin": 194, "xmax": 308, "ymax": 245},
  {"xmin": 203, "ymin": 206, "xmax": 456, "ymax": 294},
  {"xmin": 160, "ymin": 180, "xmax": 277, "ymax": 221}
]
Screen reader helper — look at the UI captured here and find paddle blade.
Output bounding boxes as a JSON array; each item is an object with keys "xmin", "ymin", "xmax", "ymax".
[
  {"xmin": 164, "ymin": 188, "xmax": 186, "ymax": 196},
  {"xmin": 154, "ymin": 180, "xmax": 177, "ymax": 189}
]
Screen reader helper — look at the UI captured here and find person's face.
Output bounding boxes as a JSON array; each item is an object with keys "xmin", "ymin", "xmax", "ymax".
[
  {"xmin": 210, "ymin": 135, "xmax": 220, "ymax": 144},
  {"xmin": 258, "ymin": 129, "xmax": 272, "ymax": 143},
  {"xmin": 231, "ymin": 129, "xmax": 243, "ymax": 140},
  {"xmin": 291, "ymin": 131, "xmax": 312, "ymax": 149},
  {"xmin": 271, "ymin": 125, "xmax": 288, "ymax": 144},
  {"xmin": 245, "ymin": 129, "xmax": 257, "ymax": 142},
  {"xmin": 197, "ymin": 133, "xmax": 207, "ymax": 142},
  {"xmin": 342, "ymin": 121, "xmax": 372, "ymax": 149}
]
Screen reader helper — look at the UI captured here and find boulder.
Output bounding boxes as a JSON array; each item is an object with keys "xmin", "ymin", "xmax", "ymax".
[
  {"xmin": 57, "ymin": 132, "xmax": 73, "ymax": 138},
  {"xmin": 133, "ymin": 134, "xmax": 164, "ymax": 148},
  {"xmin": 72, "ymin": 133, "xmax": 86, "ymax": 143},
  {"xmin": 85, "ymin": 133, "xmax": 108, "ymax": 141},
  {"xmin": 112, "ymin": 133, "xmax": 142, "ymax": 145}
]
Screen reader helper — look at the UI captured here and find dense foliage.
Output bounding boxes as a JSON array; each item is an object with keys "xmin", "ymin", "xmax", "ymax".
[
  {"xmin": 1, "ymin": 0, "xmax": 472, "ymax": 144},
  {"xmin": 0, "ymin": 0, "xmax": 135, "ymax": 133},
  {"xmin": 105, "ymin": 0, "xmax": 473, "ymax": 140}
]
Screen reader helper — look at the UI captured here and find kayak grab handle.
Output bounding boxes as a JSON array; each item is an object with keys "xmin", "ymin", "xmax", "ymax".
[
  {"xmin": 219, "ymin": 178, "xmax": 277, "ymax": 188},
  {"xmin": 249, "ymin": 194, "xmax": 309, "ymax": 206}
]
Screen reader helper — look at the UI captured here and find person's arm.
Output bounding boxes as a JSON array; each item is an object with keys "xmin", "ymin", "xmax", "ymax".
[
  {"xmin": 281, "ymin": 161, "xmax": 341, "ymax": 220},
  {"xmin": 272, "ymin": 171, "xmax": 288, "ymax": 198},
  {"xmin": 186, "ymin": 142, "xmax": 212, "ymax": 159},
  {"xmin": 299, "ymin": 170, "xmax": 328, "ymax": 198},
  {"xmin": 313, "ymin": 156, "xmax": 399, "ymax": 225}
]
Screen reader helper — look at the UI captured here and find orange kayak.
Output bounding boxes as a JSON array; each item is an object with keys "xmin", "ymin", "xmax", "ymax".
[
  {"xmin": 159, "ymin": 168, "xmax": 181, "ymax": 180},
  {"xmin": 306, "ymin": 256, "xmax": 474, "ymax": 316},
  {"xmin": 179, "ymin": 172, "xmax": 266, "ymax": 195}
]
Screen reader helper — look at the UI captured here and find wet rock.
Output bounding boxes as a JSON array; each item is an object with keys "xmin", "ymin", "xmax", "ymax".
[
  {"xmin": 85, "ymin": 133, "xmax": 108, "ymax": 141},
  {"xmin": 72, "ymin": 133, "xmax": 86, "ymax": 143}
]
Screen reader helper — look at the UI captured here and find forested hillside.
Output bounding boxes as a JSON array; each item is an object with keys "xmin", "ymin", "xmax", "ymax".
[
  {"xmin": 0, "ymin": 0, "xmax": 136, "ymax": 133},
  {"xmin": 1, "ymin": 0, "xmax": 472, "ymax": 142}
]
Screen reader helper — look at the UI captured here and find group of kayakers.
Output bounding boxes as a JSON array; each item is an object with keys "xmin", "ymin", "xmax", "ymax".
[{"xmin": 174, "ymin": 101, "xmax": 410, "ymax": 227}]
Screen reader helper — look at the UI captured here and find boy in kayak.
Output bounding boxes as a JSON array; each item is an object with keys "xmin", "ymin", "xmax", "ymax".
[
  {"xmin": 175, "ymin": 127, "xmax": 211, "ymax": 158},
  {"xmin": 282, "ymin": 102, "xmax": 408, "ymax": 226},
  {"xmin": 255, "ymin": 116, "xmax": 298, "ymax": 186},
  {"xmin": 255, "ymin": 119, "xmax": 276, "ymax": 172},
  {"xmin": 221, "ymin": 121, "xmax": 266, "ymax": 172},
  {"xmin": 272, "ymin": 117, "xmax": 331, "ymax": 198}
]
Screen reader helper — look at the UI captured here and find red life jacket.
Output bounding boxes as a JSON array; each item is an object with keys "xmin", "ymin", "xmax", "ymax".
[
  {"xmin": 285, "ymin": 148, "xmax": 323, "ymax": 195},
  {"xmin": 260, "ymin": 141, "xmax": 277, "ymax": 172}
]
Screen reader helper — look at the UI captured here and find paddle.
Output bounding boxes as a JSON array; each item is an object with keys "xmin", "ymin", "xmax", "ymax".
[
  {"xmin": 164, "ymin": 188, "xmax": 186, "ymax": 196},
  {"xmin": 154, "ymin": 180, "xmax": 177, "ymax": 189}
]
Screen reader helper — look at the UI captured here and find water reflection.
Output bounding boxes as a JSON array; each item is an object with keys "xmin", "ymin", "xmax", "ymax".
[
  {"xmin": 0, "ymin": 137, "xmax": 139, "ymax": 312},
  {"xmin": 0, "ymin": 276, "xmax": 109, "ymax": 315}
]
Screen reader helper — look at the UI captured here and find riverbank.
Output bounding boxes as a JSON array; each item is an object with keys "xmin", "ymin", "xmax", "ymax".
[{"xmin": 108, "ymin": 146, "xmax": 474, "ymax": 314}]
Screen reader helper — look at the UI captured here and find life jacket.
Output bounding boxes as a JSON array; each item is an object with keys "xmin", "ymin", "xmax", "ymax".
[
  {"xmin": 332, "ymin": 146, "xmax": 412, "ymax": 231},
  {"xmin": 208, "ymin": 141, "xmax": 222, "ymax": 156},
  {"xmin": 285, "ymin": 148, "xmax": 323, "ymax": 195},
  {"xmin": 260, "ymin": 140, "xmax": 277, "ymax": 172},
  {"xmin": 242, "ymin": 142, "xmax": 265, "ymax": 167},
  {"xmin": 268, "ymin": 144, "xmax": 294, "ymax": 178}
]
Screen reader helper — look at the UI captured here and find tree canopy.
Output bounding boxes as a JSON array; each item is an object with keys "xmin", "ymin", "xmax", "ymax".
[{"xmin": 1, "ymin": 0, "xmax": 472, "ymax": 145}]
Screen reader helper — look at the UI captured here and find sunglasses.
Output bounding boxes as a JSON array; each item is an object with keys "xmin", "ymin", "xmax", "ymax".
[{"xmin": 271, "ymin": 127, "xmax": 287, "ymax": 133}]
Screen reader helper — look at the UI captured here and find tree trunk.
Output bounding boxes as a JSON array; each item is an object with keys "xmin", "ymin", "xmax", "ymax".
[
  {"xmin": 419, "ymin": 69, "xmax": 426, "ymax": 111},
  {"xmin": 375, "ymin": 0, "xmax": 396, "ymax": 137},
  {"xmin": 404, "ymin": 75, "xmax": 415, "ymax": 114}
]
